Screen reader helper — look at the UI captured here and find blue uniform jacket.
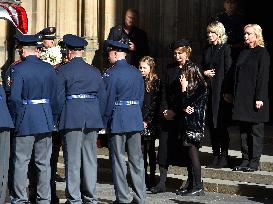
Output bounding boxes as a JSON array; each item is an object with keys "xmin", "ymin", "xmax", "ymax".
[
  {"xmin": 57, "ymin": 57, "xmax": 106, "ymax": 130},
  {"xmin": 103, "ymin": 59, "xmax": 144, "ymax": 133},
  {"xmin": 10, "ymin": 55, "xmax": 60, "ymax": 136},
  {"xmin": 0, "ymin": 85, "xmax": 14, "ymax": 128}
]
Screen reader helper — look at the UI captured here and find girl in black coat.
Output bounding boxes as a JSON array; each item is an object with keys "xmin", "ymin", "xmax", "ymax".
[
  {"xmin": 139, "ymin": 56, "xmax": 160, "ymax": 189},
  {"xmin": 232, "ymin": 24, "xmax": 270, "ymax": 172},
  {"xmin": 202, "ymin": 21, "xmax": 232, "ymax": 168}
]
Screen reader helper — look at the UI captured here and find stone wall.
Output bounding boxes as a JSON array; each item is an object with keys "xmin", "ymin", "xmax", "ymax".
[{"xmin": 0, "ymin": 0, "xmax": 223, "ymax": 75}]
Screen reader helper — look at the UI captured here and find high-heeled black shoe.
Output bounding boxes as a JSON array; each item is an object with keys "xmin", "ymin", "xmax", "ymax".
[
  {"xmin": 176, "ymin": 187, "xmax": 188, "ymax": 195},
  {"xmin": 182, "ymin": 188, "xmax": 205, "ymax": 196},
  {"xmin": 150, "ymin": 184, "xmax": 166, "ymax": 194}
]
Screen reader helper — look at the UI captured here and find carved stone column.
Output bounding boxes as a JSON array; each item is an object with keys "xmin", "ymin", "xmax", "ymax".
[
  {"xmin": 56, "ymin": 0, "xmax": 78, "ymax": 36},
  {"xmin": 83, "ymin": 0, "xmax": 99, "ymax": 64},
  {"xmin": 0, "ymin": 21, "xmax": 8, "ymax": 74},
  {"xmin": 103, "ymin": 0, "xmax": 116, "ymax": 40},
  {"xmin": 34, "ymin": 0, "xmax": 47, "ymax": 33},
  {"xmin": 47, "ymin": 0, "xmax": 57, "ymax": 27}
]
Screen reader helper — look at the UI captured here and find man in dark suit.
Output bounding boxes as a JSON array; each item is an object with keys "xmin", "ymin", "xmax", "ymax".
[
  {"xmin": 57, "ymin": 34, "xmax": 107, "ymax": 203},
  {"xmin": 107, "ymin": 8, "xmax": 149, "ymax": 67},
  {"xmin": 103, "ymin": 40, "xmax": 145, "ymax": 204},
  {"xmin": 9, "ymin": 34, "xmax": 60, "ymax": 204},
  {"xmin": 0, "ymin": 84, "xmax": 14, "ymax": 204}
]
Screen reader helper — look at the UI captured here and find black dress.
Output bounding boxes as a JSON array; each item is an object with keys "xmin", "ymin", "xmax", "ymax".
[{"xmin": 180, "ymin": 82, "xmax": 208, "ymax": 148}]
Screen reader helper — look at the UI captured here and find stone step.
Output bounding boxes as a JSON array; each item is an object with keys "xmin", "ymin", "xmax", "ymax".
[
  {"xmin": 199, "ymin": 146, "xmax": 273, "ymax": 172},
  {"xmin": 168, "ymin": 166, "xmax": 273, "ymax": 186},
  {"xmin": 54, "ymin": 155, "xmax": 273, "ymax": 198},
  {"xmin": 53, "ymin": 167, "xmax": 273, "ymax": 199}
]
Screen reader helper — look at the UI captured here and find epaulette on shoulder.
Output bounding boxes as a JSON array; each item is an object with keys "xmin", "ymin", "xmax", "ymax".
[
  {"xmin": 102, "ymin": 65, "xmax": 115, "ymax": 78},
  {"xmin": 12, "ymin": 59, "xmax": 22, "ymax": 66}
]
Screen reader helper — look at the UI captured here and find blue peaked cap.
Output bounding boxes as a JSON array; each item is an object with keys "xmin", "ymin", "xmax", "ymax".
[
  {"xmin": 105, "ymin": 40, "xmax": 129, "ymax": 52},
  {"xmin": 63, "ymin": 34, "xmax": 88, "ymax": 50},
  {"xmin": 39, "ymin": 27, "xmax": 56, "ymax": 40},
  {"xmin": 15, "ymin": 34, "xmax": 39, "ymax": 46}
]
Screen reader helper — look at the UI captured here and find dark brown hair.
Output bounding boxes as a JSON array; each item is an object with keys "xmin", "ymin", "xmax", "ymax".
[{"xmin": 181, "ymin": 65, "xmax": 206, "ymax": 91}]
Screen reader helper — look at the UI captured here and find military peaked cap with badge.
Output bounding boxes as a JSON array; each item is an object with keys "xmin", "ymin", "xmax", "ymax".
[
  {"xmin": 63, "ymin": 34, "xmax": 88, "ymax": 50},
  {"xmin": 39, "ymin": 27, "xmax": 56, "ymax": 40},
  {"xmin": 105, "ymin": 39, "xmax": 129, "ymax": 52}
]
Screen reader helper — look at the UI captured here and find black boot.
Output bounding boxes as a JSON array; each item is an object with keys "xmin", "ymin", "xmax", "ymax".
[
  {"xmin": 176, "ymin": 179, "xmax": 190, "ymax": 195},
  {"xmin": 216, "ymin": 151, "xmax": 229, "ymax": 168},
  {"xmin": 150, "ymin": 166, "xmax": 167, "ymax": 194},
  {"xmin": 206, "ymin": 156, "xmax": 219, "ymax": 168}
]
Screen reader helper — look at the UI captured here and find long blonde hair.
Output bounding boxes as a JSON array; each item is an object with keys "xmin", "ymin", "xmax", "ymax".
[{"xmin": 139, "ymin": 56, "xmax": 158, "ymax": 93}]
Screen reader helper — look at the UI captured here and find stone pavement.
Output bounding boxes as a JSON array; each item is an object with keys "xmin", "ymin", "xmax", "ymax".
[
  {"xmin": 4, "ymin": 124, "xmax": 273, "ymax": 203},
  {"xmin": 55, "ymin": 182, "xmax": 273, "ymax": 204}
]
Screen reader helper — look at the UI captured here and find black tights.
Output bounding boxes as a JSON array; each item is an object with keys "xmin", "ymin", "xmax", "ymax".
[
  {"xmin": 142, "ymin": 139, "xmax": 156, "ymax": 178},
  {"xmin": 186, "ymin": 145, "xmax": 202, "ymax": 189}
]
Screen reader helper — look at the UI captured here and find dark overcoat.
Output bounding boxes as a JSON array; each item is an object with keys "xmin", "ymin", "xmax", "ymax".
[
  {"xmin": 57, "ymin": 57, "xmax": 107, "ymax": 130},
  {"xmin": 202, "ymin": 43, "xmax": 232, "ymax": 127},
  {"xmin": 232, "ymin": 46, "xmax": 270, "ymax": 123},
  {"xmin": 157, "ymin": 62, "xmax": 187, "ymax": 166},
  {"xmin": 107, "ymin": 25, "xmax": 149, "ymax": 66}
]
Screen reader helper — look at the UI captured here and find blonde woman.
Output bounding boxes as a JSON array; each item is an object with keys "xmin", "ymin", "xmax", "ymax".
[
  {"xmin": 202, "ymin": 21, "xmax": 232, "ymax": 168},
  {"xmin": 232, "ymin": 24, "xmax": 270, "ymax": 172}
]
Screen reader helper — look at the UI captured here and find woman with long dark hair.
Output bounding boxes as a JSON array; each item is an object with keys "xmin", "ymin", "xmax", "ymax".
[
  {"xmin": 139, "ymin": 56, "xmax": 160, "ymax": 189},
  {"xmin": 175, "ymin": 45, "xmax": 208, "ymax": 196}
]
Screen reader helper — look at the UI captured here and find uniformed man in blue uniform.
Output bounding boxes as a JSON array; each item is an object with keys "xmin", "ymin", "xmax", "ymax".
[
  {"xmin": 103, "ymin": 40, "xmax": 146, "ymax": 204},
  {"xmin": 38, "ymin": 27, "xmax": 56, "ymax": 49},
  {"xmin": 57, "ymin": 34, "xmax": 106, "ymax": 204},
  {"xmin": 9, "ymin": 34, "xmax": 60, "ymax": 204},
  {"xmin": 0, "ymin": 84, "xmax": 14, "ymax": 204}
]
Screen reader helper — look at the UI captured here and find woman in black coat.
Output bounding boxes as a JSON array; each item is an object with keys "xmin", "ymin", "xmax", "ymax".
[
  {"xmin": 202, "ymin": 21, "xmax": 232, "ymax": 168},
  {"xmin": 151, "ymin": 39, "xmax": 191, "ymax": 194},
  {"xmin": 176, "ymin": 61, "xmax": 208, "ymax": 196},
  {"xmin": 139, "ymin": 56, "xmax": 160, "ymax": 189},
  {"xmin": 232, "ymin": 24, "xmax": 270, "ymax": 172}
]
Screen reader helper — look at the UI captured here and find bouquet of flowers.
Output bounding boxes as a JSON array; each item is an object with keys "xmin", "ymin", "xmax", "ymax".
[{"xmin": 40, "ymin": 45, "xmax": 62, "ymax": 66}]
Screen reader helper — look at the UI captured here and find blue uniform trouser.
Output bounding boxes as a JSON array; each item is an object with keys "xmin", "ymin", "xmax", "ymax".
[
  {"xmin": 63, "ymin": 129, "xmax": 98, "ymax": 204},
  {"xmin": 11, "ymin": 133, "xmax": 52, "ymax": 204},
  {"xmin": 0, "ymin": 130, "xmax": 10, "ymax": 204},
  {"xmin": 109, "ymin": 132, "xmax": 146, "ymax": 204}
]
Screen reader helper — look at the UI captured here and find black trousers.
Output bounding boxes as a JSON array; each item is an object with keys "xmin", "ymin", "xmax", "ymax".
[
  {"xmin": 209, "ymin": 126, "xmax": 229, "ymax": 156},
  {"xmin": 239, "ymin": 122, "xmax": 264, "ymax": 168}
]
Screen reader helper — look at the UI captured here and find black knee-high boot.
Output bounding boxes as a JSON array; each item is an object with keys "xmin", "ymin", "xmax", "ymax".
[{"xmin": 150, "ymin": 166, "xmax": 167, "ymax": 193}]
